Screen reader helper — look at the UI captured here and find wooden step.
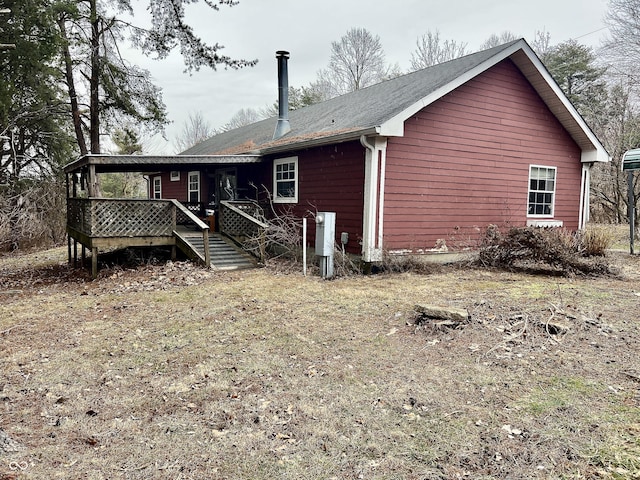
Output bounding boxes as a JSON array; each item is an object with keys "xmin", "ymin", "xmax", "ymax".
[{"xmin": 176, "ymin": 232, "xmax": 256, "ymax": 270}]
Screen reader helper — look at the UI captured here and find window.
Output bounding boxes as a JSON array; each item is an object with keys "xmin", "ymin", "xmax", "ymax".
[
  {"xmin": 273, "ymin": 157, "xmax": 298, "ymax": 203},
  {"xmin": 152, "ymin": 176, "xmax": 161, "ymax": 199},
  {"xmin": 188, "ymin": 171, "xmax": 200, "ymax": 203},
  {"xmin": 528, "ymin": 166, "xmax": 556, "ymax": 216},
  {"xmin": 170, "ymin": 171, "xmax": 180, "ymax": 181}
]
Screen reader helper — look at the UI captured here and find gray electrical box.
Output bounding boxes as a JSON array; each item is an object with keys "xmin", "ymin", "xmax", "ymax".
[
  {"xmin": 315, "ymin": 212, "xmax": 336, "ymax": 256},
  {"xmin": 315, "ymin": 212, "xmax": 336, "ymax": 278}
]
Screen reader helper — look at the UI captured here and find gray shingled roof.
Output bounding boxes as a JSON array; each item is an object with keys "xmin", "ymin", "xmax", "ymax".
[{"xmin": 181, "ymin": 40, "xmax": 522, "ymax": 156}]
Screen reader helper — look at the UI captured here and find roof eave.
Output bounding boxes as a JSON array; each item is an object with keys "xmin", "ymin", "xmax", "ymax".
[
  {"xmin": 63, "ymin": 154, "xmax": 263, "ymax": 174},
  {"xmin": 259, "ymin": 127, "xmax": 380, "ymax": 155}
]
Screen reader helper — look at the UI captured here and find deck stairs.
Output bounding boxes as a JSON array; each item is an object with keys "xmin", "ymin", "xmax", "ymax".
[{"xmin": 174, "ymin": 230, "xmax": 257, "ymax": 270}]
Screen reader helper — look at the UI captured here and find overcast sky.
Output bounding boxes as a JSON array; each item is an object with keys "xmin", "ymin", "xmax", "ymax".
[{"xmin": 128, "ymin": 0, "xmax": 611, "ymax": 154}]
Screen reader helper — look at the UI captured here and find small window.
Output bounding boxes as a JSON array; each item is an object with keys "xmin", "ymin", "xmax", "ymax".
[
  {"xmin": 273, "ymin": 157, "xmax": 298, "ymax": 203},
  {"xmin": 152, "ymin": 176, "xmax": 161, "ymax": 199},
  {"xmin": 527, "ymin": 166, "xmax": 556, "ymax": 216},
  {"xmin": 170, "ymin": 171, "xmax": 180, "ymax": 181},
  {"xmin": 188, "ymin": 171, "xmax": 200, "ymax": 203}
]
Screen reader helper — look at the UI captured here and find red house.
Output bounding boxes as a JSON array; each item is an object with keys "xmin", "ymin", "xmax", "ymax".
[{"xmin": 65, "ymin": 39, "xmax": 609, "ymax": 271}]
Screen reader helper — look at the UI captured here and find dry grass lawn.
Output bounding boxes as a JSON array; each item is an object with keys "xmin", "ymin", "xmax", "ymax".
[{"xmin": 0, "ymin": 247, "xmax": 639, "ymax": 479}]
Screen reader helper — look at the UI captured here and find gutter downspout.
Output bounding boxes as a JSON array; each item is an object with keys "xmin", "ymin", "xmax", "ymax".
[{"xmin": 360, "ymin": 135, "xmax": 386, "ymax": 262}]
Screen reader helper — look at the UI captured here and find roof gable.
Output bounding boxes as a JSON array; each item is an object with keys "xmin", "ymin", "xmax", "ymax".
[{"xmin": 183, "ymin": 39, "xmax": 608, "ymax": 163}]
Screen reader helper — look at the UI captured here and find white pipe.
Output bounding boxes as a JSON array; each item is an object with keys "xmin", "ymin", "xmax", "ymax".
[
  {"xmin": 360, "ymin": 135, "xmax": 378, "ymax": 262},
  {"xmin": 302, "ymin": 217, "xmax": 307, "ymax": 276},
  {"xmin": 377, "ymin": 140, "xmax": 387, "ymax": 251}
]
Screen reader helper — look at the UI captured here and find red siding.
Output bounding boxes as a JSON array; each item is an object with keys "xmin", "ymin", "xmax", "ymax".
[
  {"xmin": 263, "ymin": 141, "xmax": 365, "ymax": 254},
  {"xmin": 384, "ymin": 59, "xmax": 582, "ymax": 251},
  {"xmin": 152, "ymin": 171, "xmax": 214, "ymax": 205},
  {"xmin": 161, "ymin": 172, "xmax": 188, "ymax": 200}
]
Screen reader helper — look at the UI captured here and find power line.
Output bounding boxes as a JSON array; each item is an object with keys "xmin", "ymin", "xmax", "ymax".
[{"xmin": 572, "ymin": 26, "xmax": 609, "ymax": 41}]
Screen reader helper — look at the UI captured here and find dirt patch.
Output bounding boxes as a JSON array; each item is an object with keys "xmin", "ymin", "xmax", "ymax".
[{"xmin": 0, "ymin": 248, "xmax": 639, "ymax": 479}]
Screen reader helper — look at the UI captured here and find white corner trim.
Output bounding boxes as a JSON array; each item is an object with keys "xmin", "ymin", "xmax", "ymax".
[
  {"xmin": 360, "ymin": 135, "xmax": 386, "ymax": 262},
  {"xmin": 578, "ymin": 164, "xmax": 591, "ymax": 229}
]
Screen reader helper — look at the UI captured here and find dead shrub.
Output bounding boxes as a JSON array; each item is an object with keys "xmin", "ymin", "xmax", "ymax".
[
  {"xmin": 245, "ymin": 207, "xmax": 303, "ymax": 263},
  {"xmin": 477, "ymin": 225, "xmax": 616, "ymax": 276},
  {"xmin": 378, "ymin": 252, "xmax": 446, "ymax": 274},
  {"xmin": 332, "ymin": 246, "xmax": 362, "ymax": 276},
  {"xmin": 580, "ymin": 224, "xmax": 617, "ymax": 256},
  {"xmin": 0, "ymin": 179, "xmax": 66, "ymax": 251}
]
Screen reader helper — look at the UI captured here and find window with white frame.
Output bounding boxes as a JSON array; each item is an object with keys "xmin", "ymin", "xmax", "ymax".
[
  {"xmin": 152, "ymin": 176, "xmax": 161, "ymax": 199},
  {"xmin": 273, "ymin": 157, "xmax": 298, "ymax": 203},
  {"xmin": 527, "ymin": 166, "xmax": 556, "ymax": 216},
  {"xmin": 188, "ymin": 171, "xmax": 200, "ymax": 203},
  {"xmin": 170, "ymin": 171, "xmax": 180, "ymax": 181}
]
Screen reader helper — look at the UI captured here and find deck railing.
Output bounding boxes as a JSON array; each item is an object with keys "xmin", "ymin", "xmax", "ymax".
[
  {"xmin": 219, "ymin": 200, "xmax": 268, "ymax": 261},
  {"xmin": 67, "ymin": 198, "xmax": 210, "ymax": 274},
  {"xmin": 67, "ymin": 198, "xmax": 176, "ymax": 237}
]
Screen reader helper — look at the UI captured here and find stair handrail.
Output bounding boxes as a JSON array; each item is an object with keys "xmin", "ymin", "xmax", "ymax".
[
  {"xmin": 170, "ymin": 199, "xmax": 210, "ymax": 267},
  {"xmin": 219, "ymin": 200, "xmax": 268, "ymax": 262},
  {"xmin": 220, "ymin": 200, "xmax": 269, "ymax": 229}
]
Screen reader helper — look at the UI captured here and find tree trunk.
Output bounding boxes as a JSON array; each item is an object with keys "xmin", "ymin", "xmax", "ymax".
[
  {"xmin": 57, "ymin": 17, "xmax": 88, "ymax": 156},
  {"xmin": 90, "ymin": 0, "xmax": 100, "ymax": 154}
]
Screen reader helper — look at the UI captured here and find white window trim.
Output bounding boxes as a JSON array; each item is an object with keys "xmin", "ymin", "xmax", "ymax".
[
  {"xmin": 170, "ymin": 171, "xmax": 180, "ymax": 181},
  {"xmin": 152, "ymin": 176, "xmax": 162, "ymax": 199},
  {"xmin": 273, "ymin": 156, "xmax": 298, "ymax": 204},
  {"xmin": 188, "ymin": 171, "xmax": 200, "ymax": 203},
  {"xmin": 527, "ymin": 165, "xmax": 557, "ymax": 218}
]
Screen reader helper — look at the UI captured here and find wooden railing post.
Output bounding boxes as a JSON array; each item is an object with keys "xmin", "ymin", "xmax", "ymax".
[{"xmin": 203, "ymin": 228, "xmax": 210, "ymax": 267}]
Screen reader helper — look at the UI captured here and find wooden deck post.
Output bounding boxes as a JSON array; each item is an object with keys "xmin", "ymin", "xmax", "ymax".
[
  {"xmin": 203, "ymin": 228, "xmax": 211, "ymax": 267},
  {"xmin": 91, "ymin": 247, "xmax": 98, "ymax": 279}
]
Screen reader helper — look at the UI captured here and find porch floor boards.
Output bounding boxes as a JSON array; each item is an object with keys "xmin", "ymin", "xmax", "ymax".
[{"xmin": 175, "ymin": 227, "xmax": 256, "ymax": 270}]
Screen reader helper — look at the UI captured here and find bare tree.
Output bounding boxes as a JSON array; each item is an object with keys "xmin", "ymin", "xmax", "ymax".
[
  {"xmin": 174, "ymin": 111, "xmax": 216, "ymax": 152},
  {"xmin": 603, "ymin": 0, "xmax": 640, "ymax": 74},
  {"xmin": 410, "ymin": 30, "xmax": 468, "ymax": 70},
  {"xmin": 590, "ymin": 82, "xmax": 640, "ymax": 223},
  {"xmin": 530, "ymin": 29, "xmax": 552, "ymax": 60},
  {"xmin": 321, "ymin": 27, "xmax": 390, "ymax": 96},
  {"xmin": 219, "ymin": 108, "xmax": 264, "ymax": 133},
  {"xmin": 479, "ymin": 31, "xmax": 519, "ymax": 50}
]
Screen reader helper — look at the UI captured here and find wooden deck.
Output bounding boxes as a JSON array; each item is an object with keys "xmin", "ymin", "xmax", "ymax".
[
  {"xmin": 67, "ymin": 198, "xmax": 210, "ymax": 278},
  {"xmin": 67, "ymin": 198, "xmax": 265, "ymax": 277}
]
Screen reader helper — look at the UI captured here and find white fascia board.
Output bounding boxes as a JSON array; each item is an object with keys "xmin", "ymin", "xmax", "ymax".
[{"xmin": 581, "ymin": 149, "xmax": 607, "ymax": 163}]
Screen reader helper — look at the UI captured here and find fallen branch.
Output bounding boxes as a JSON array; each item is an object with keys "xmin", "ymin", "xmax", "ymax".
[
  {"xmin": 482, "ymin": 314, "xmax": 529, "ymax": 359},
  {"xmin": 1, "ymin": 323, "xmax": 31, "ymax": 336}
]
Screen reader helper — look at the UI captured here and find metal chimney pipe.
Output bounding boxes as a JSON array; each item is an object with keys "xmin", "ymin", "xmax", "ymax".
[{"xmin": 273, "ymin": 50, "xmax": 291, "ymax": 140}]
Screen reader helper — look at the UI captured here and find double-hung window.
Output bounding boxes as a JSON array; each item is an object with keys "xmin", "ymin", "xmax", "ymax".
[
  {"xmin": 152, "ymin": 176, "xmax": 161, "ymax": 199},
  {"xmin": 273, "ymin": 157, "xmax": 298, "ymax": 203},
  {"xmin": 188, "ymin": 171, "xmax": 200, "ymax": 203},
  {"xmin": 527, "ymin": 166, "xmax": 556, "ymax": 216}
]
